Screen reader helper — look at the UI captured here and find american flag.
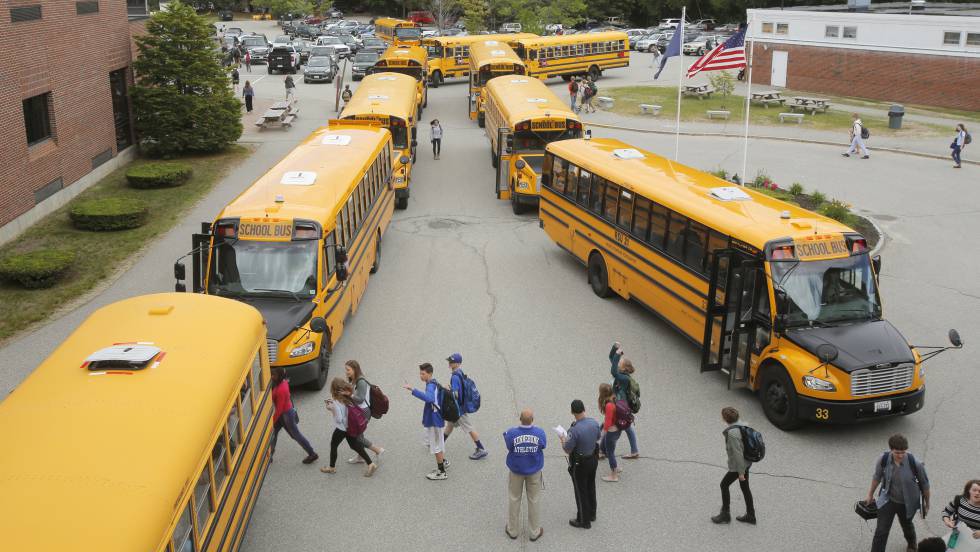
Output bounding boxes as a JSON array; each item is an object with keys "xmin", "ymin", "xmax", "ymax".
[{"xmin": 686, "ymin": 27, "xmax": 747, "ymax": 78}]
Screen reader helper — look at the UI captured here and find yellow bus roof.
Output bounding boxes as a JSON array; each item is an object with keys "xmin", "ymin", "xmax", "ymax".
[
  {"xmin": 217, "ymin": 125, "xmax": 390, "ymax": 226},
  {"xmin": 468, "ymin": 40, "xmax": 523, "ymax": 69},
  {"xmin": 340, "ymin": 72, "xmax": 418, "ymax": 121},
  {"xmin": 546, "ymin": 138, "xmax": 854, "ymax": 250},
  {"xmin": 515, "ymin": 30, "xmax": 628, "ymax": 48},
  {"xmin": 373, "ymin": 17, "xmax": 418, "ymax": 27},
  {"xmin": 485, "ymin": 75, "xmax": 579, "ymax": 126},
  {"xmin": 379, "ymin": 44, "xmax": 428, "ymax": 66},
  {"xmin": 424, "ymin": 33, "xmax": 537, "ymax": 47},
  {"xmin": 0, "ymin": 293, "xmax": 265, "ymax": 551}
]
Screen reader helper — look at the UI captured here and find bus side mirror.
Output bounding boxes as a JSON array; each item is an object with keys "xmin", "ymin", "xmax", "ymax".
[
  {"xmin": 412, "ymin": 127, "xmax": 417, "ymax": 139},
  {"xmin": 949, "ymin": 329, "xmax": 963, "ymax": 348},
  {"xmin": 773, "ymin": 290, "xmax": 788, "ymax": 333},
  {"xmin": 310, "ymin": 317, "xmax": 328, "ymax": 333},
  {"xmin": 872, "ymin": 255, "xmax": 881, "ymax": 275},
  {"xmin": 505, "ymin": 135, "xmax": 514, "ymax": 152},
  {"xmin": 174, "ymin": 261, "xmax": 186, "ymax": 281},
  {"xmin": 175, "ymin": 282, "xmax": 187, "ymax": 292},
  {"xmin": 336, "ymin": 263, "xmax": 349, "ymax": 282},
  {"xmin": 816, "ymin": 343, "xmax": 838, "ymax": 364},
  {"xmin": 334, "ymin": 246, "xmax": 348, "ymax": 265}
]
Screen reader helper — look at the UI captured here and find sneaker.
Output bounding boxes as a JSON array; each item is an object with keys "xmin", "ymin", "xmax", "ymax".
[
  {"xmin": 442, "ymin": 459, "xmax": 451, "ymax": 470},
  {"xmin": 601, "ymin": 474, "xmax": 619, "ymax": 482},
  {"xmin": 505, "ymin": 526, "xmax": 518, "ymax": 540},
  {"xmin": 623, "ymin": 452, "xmax": 640, "ymax": 459},
  {"xmin": 347, "ymin": 455, "xmax": 365, "ymax": 464},
  {"xmin": 302, "ymin": 453, "xmax": 319, "ymax": 465},
  {"xmin": 841, "ymin": 153, "xmax": 850, "ymax": 157},
  {"xmin": 426, "ymin": 469, "xmax": 449, "ymax": 480},
  {"xmin": 364, "ymin": 463, "xmax": 378, "ymax": 477},
  {"xmin": 469, "ymin": 448, "xmax": 489, "ymax": 460},
  {"xmin": 711, "ymin": 511, "xmax": 731, "ymax": 524},
  {"xmin": 736, "ymin": 513, "xmax": 756, "ymax": 525},
  {"xmin": 861, "ymin": 155, "xmax": 870, "ymax": 159},
  {"xmin": 320, "ymin": 466, "xmax": 336, "ymax": 474},
  {"xmin": 529, "ymin": 528, "xmax": 544, "ymax": 542}
]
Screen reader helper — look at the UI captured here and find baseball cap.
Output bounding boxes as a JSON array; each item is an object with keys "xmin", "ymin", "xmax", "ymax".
[{"xmin": 446, "ymin": 353, "xmax": 462, "ymax": 364}]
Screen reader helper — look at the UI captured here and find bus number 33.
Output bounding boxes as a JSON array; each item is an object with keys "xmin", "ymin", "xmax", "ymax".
[{"xmin": 815, "ymin": 408, "xmax": 830, "ymax": 420}]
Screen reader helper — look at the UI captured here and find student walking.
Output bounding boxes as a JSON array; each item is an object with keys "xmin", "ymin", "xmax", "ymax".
[
  {"xmin": 503, "ymin": 408, "xmax": 546, "ymax": 541},
  {"xmin": 284, "ymin": 74, "xmax": 296, "ymax": 101},
  {"xmin": 232, "ymin": 45, "xmax": 241, "ymax": 68},
  {"xmin": 711, "ymin": 407, "xmax": 756, "ymax": 525},
  {"xmin": 568, "ymin": 77, "xmax": 579, "ymax": 112},
  {"xmin": 269, "ymin": 367, "xmax": 318, "ymax": 464},
  {"xmin": 242, "ymin": 81, "xmax": 255, "ymax": 112},
  {"xmin": 941, "ymin": 479, "xmax": 980, "ymax": 546},
  {"xmin": 345, "ymin": 360, "xmax": 385, "ymax": 465},
  {"xmin": 231, "ymin": 68, "xmax": 240, "ymax": 93},
  {"xmin": 597, "ymin": 383, "xmax": 622, "ymax": 482},
  {"xmin": 320, "ymin": 378, "xmax": 377, "ymax": 476},
  {"xmin": 444, "ymin": 353, "xmax": 487, "ymax": 459},
  {"xmin": 430, "ymin": 119, "xmax": 443, "ymax": 159},
  {"xmin": 582, "ymin": 79, "xmax": 597, "ymax": 113},
  {"xmin": 560, "ymin": 399, "xmax": 601, "ymax": 529},
  {"xmin": 608, "ymin": 342, "xmax": 640, "ymax": 460},
  {"xmin": 865, "ymin": 434, "xmax": 930, "ymax": 552},
  {"xmin": 403, "ymin": 363, "xmax": 449, "ymax": 480},
  {"xmin": 341, "ymin": 84, "xmax": 353, "ymax": 107},
  {"xmin": 244, "ymin": 50, "xmax": 252, "ymax": 72},
  {"xmin": 951, "ymin": 123, "xmax": 969, "ymax": 168},
  {"xmin": 842, "ymin": 112, "xmax": 870, "ymax": 159}
]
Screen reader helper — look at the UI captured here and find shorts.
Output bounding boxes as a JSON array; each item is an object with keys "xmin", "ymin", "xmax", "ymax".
[
  {"xmin": 425, "ymin": 426, "xmax": 445, "ymax": 455},
  {"xmin": 452, "ymin": 414, "xmax": 475, "ymax": 433}
]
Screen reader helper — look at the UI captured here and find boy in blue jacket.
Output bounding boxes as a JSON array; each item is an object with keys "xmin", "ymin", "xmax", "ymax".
[
  {"xmin": 403, "ymin": 362, "xmax": 449, "ymax": 480},
  {"xmin": 503, "ymin": 409, "xmax": 547, "ymax": 540}
]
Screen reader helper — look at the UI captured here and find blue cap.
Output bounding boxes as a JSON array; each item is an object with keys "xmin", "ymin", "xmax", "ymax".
[{"xmin": 446, "ymin": 353, "xmax": 462, "ymax": 364}]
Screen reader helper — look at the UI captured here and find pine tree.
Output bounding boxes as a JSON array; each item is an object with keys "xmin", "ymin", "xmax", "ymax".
[{"xmin": 131, "ymin": 1, "xmax": 242, "ymax": 158}]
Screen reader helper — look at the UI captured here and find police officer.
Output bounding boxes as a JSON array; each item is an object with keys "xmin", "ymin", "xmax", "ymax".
[{"xmin": 561, "ymin": 399, "xmax": 601, "ymax": 529}]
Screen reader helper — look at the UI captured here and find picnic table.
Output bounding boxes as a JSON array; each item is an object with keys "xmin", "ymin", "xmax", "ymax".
[
  {"xmin": 682, "ymin": 84, "xmax": 714, "ymax": 99},
  {"xmin": 790, "ymin": 96, "xmax": 832, "ymax": 113},
  {"xmin": 255, "ymin": 99, "xmax": 299, "ymax": 130},
  {"xmin": 750, "ymin": 90, "xmax": 786, "ymax": 108}
]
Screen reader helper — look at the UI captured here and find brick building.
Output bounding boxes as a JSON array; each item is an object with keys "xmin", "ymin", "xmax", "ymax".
[
  {"xmin": 0, "ymin": 0, "xmax": 152, "ymax": 244},
  {"xmin": 746, "ymin": 3, "xmax": 980, "ymax": 111}
]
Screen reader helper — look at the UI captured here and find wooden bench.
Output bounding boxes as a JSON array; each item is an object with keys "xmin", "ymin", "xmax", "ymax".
[
  {"xmin": 596, "ymin": 96, "xmax": 614, "ymax": 109},
  {"xmin": 639, "ymin": 104, "xmax": 662, "ymax": 116},
  {"xmin": 706, "ymin": 110, "xmax": 730, "ymax": 120},
  {"xmin": 779, "ymin": 112, "xmax": 804, "ymax": 124}
]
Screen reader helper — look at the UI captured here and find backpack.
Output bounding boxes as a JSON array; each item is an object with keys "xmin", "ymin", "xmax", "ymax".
[
  {"xmin": 878, "ymin": 452, "xmax": 924, "ymax": 495},
  {"xmin": 965, "ymin": 133, "xmax": 973, "ymax": 145},
  {"xmin": 587, "ymin": 82, "xmax": 598, "ymax": 98},
  {"xmin": 737, "ymin": 425, "xmax": 766, "ymax": 462},
  {"xmin": 346, "ymin": 402, "xmax": 368, "ymax": 437},
  {"xmin": 434, "ymin": 380, "xmax": 460, "ymax": 423},
  {"xmin": 860, "ymin": 125, "xmax": 870, "ymax": 140},
  {"xmin": 569, "ymin": 80, "xmax": 578, "ymax": 93},
  {"xmin": 613, "ymin": 399, "xmax": 634, "ymax": 430},
  {"xmin": 359, "ymin": 377, "xmax": 389, "ymax": 419},
  {"xmin": 625, "ymin": 375, "xmax": 641, "ymax": 414},
  {"xmin": 454, "ymin": 371, "xmax": 481, "ymax": 414}
]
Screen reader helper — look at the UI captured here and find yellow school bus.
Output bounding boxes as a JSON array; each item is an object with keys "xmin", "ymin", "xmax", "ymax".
[
  {"xmin": 369, "ymin": 45, "xmax": 428, "ymax": 111},
  {"xmin": 0, "ymin": 292, "xmax": 273, "ymax": 551},
  {"xmin": 539, "ymin": 138, "xmax": 960, "ymax": 429},
  {"xmin": 341, "ymin": 72, "xmax": 419, "ymax": 210},
  {"xmin": 423, "ymin": 33, "xmax": 537, "ymax": 86},
  {"xmin": 483, "ymin": 75, "xmax": 582, "ymax": 214},
  {"xmin": 514, "ymin": 31, "xmax": 630, "ymax": 81},
  {"xmin": 175, "ymin": 123, "xmax": 398, "ymax": 389},
  {"xmin": 468, "ymin": 40, "xmax": 526, "ymax": 124},
  {"xmin": 374, "ymin": 17, "xmax": 422, "ymax": 46}
]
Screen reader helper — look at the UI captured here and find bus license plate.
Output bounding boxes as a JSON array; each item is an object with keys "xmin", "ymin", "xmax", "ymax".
[{"xmin": 874, "ymin": 400, "xmax": 892, "ymax": 413}]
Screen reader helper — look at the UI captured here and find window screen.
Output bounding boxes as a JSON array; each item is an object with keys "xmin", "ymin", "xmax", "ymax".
[
  {"xmin": 617, "ymin": 188, "xmax": 633, "ymax": 229},
  {"xmin": 632, "ymin": 196, "xmax": 650, "ymax": 241},
  {"xmin": 602, "ymin": 181, "xmax": 618, "ymax": 222},
  {"xmin": 649, "ymin": 203, "xmax": 668, "ymax": 248},
  {"xmin": 666, "ymin": 212, "xmax": 687, "ymax": 258}
]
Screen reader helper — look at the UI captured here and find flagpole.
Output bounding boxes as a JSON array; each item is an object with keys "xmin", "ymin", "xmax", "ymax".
[
  {"xmin": 740, "ymin": 17, "xmax": 755, "ymax": 185},
  {"xmin": 674, "ymin": 6, "xmax": 685, "ymax": 161}
]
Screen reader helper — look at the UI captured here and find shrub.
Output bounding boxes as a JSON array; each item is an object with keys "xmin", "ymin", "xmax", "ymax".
[
  {"xmin": 810, "ymin": 191, "xmax": 827, "ymax": 205},
  {"xmin": 0, "ymin": 249, "xmax": 74, "ymax": 289},
  {"xmin": 752, "ymin": 170, "xmax": 770, "ymax": 188},
  {"xmin": 126, "ymin": 162, "xmax": 192, "ymax": 188},
  {"xmin": 820, "ymin": 199, "xmax": 851, "ymax": 223},
  {"xmin": 789, "ymin": 182, "xmax": 805, "ymax": 196},
  {"xmin": 70, "ymin": 198, "xmax": 149, "ymax": 231},
  {"xmin": 710, "ymin": 168, "xmax": 729, "ymax": 180}
]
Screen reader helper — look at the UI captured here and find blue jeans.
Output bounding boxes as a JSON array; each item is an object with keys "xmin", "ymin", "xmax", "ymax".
[
  {"xmin": 952, "ymin": 144, "xmax": 962, "ymax": 165},
  {"xmin": 604, "ymin": 430, "xmax": 622, "ymax": 471},
  {"xmin": 625, "ymin": 425, "xmax": 638, "ymax": 454},
  {"xmin": 272, "ymin": 408, "xmax": 316, "ymax": 457}
]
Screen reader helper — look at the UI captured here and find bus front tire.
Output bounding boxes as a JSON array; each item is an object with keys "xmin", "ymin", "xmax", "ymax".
[
  {"xmin": 588, "ymin": 252, "xmax": 613, "ymax": 298},
  {"xmin": 491, "ymin": 149, "xmax": 498, "ymax": 168},
  {"xmin": 430, "ymin": 70, "xmax": 442, "ymax": 87},
  {"xmin": 395, "ymin": 196, "xmax": 408, "ymax": 210},
  {"xmin": 511, "ymin": 186, "xmax": 526, "ymax": 215},
  {"xmin": 307, "ymin": 345, "xmax": 330, "ymax": 391},
  {"xmin": 760, "ymin": 367, "xmax": 803, "ymax": 430},
  {"xmin": 478, "ymin": 113, "xmax": 485, "ymax": 128},
  {"xmin": 370, "ymin": 233, "xmax": 381, "ymax": 274},
  {"xmin": 588, "ymin": 65, "xmax": 601, "ymax": 81}
]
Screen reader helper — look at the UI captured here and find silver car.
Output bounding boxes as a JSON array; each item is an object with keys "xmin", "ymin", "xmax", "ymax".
[
  {"xmin": 635, "ymin": 33, "xmax": 662, "ymax": 52},
  {"xmin": 303, "ymin": 56, "xmax": 339, "ymax": 83}
]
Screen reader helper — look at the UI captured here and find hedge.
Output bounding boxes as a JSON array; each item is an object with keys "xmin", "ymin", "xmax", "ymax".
[
  {"xmin": 126, "ymin": 162, "xmax": 193, "ymax": 189},
  {"xmin": 0, "ymin": 249, "xmax": 75, "ymax": 289},
  {"xmin": 70, "ymin": 198, "xmax": 149, "ymax": 231}
]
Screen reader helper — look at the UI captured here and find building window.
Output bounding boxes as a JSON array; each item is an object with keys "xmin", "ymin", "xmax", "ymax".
[
  {"xmin": 23, "ymin": 93, "xmax": 52, "ymax": 146},
  {"xmin": 776, "ymin": 23, "xmax": 789, "ymax": 35},
  {"xmin": 943, "ymin": 31, "xmax": 962, "ymax": 46},
  {"xmin": 76, "ymin": 1, "xmax": 99, "ymax": 14},
  {"xmin": 842, "ymin": 26, "xmax": 858, "ymax": 39},
  {"xmin": 968, "ymin": 33, "xmax": 980, "ymax": 47},
  {"xmin": 761, "ymin": 22, "xmax": 773, "ymax": 34},
  {"xmin": 11, "ymin": 5, "xmax": 42, "ymax": 21},
  {"xmin": 825, "ymin": 25, "xmax": 840, "ymax": 38}
]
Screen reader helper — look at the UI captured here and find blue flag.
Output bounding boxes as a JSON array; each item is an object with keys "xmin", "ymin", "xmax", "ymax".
[{"xmin": 654, "ymin": 27, "xmax": 684, "ymax": 80}]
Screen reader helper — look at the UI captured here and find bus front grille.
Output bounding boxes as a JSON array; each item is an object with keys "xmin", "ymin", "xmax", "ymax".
[
  {"xmin": 850, "ymin": 364, "xmax": 914, "ymax": 397},
  {"xmin": 267, "ymin": 339, "xmax": 279, "ymax": 364}
]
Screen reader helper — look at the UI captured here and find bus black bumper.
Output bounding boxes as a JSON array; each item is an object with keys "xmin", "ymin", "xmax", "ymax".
[
  {"xmin": 513, "ymin": 192, "xmax": 539, "ymax": 206},
  {"xmin": 396, "ymin": 188, "xmax": 410, "ymax": 199},
  {"xmin": 279, "ymin": 358, "xmax": 320, "ymax": 386},
  {"xmin": 797, "ymin": 387, "xmax": 925, "ymax": 423}
]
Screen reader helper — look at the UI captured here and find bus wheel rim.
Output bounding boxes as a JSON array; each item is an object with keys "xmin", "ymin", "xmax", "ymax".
[{"xmin": 766, "ymin": 381, "xmax": 788, "ymax": 415}]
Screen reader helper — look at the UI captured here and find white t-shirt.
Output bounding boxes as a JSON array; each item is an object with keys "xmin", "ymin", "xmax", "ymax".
[
  {"xmin": 852, "ymin": 119, "xmax": 863, "ymax": 137},
  {"xmin": 431, "ymin": 124, "xmax": 443, "ymax": 140},
  {"xmin": 330, "ymin": 401, "xmax": 348, "ymax": 431},
  {"xmin": 956, "ymin": 129, "xmax": 967, "ymax": 147}
]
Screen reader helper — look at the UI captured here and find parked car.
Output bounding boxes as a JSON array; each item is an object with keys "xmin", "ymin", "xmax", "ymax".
[
  {"xmin": 303, "ymin": 56, "xmax": 339, "ymax": 83},
  {"xmin": 408, "ymin": 10, "xmax": 435, "ymax": 24},
  {"xmin": 240, "ymin": 35, "xmax": 271, "ymax": 62},
  {"xmin": 336, "ymin": 32, "xmax": 362, "ymax": 53},
  {"xmin": 350, "ymin": 51, "xmax": 379, "ymax": 80},
  {"xmin": 500, "ymin": 22, "xmax": 522, "ymax": 33},
  {"xmin": 267, "ymin": 45, "xmax": 301, "ymax": 74},
  {"xmin": 715, "ymin": 23, "xmax": 741, "ymax": 33},
  {"xmin": 273, "ymin": 35, "xmax": 291, "ymax": 46},
  {"xmin": 309, "ymin": 46, "xmax": 340, "ymax": 63},
  {"xmin": 334, "ymin": 20, "xmax": 360, "ymax": 32},
  {"xmin": 219, "ymin": 10, "xmax": 233, "ymax": 21},
  {"xmin": 291, "ymin": 39, "xmax": 313, "ymax": 63},
  {"xmin": 694, "ymin": 19, "xmax": 717, "ymax": 30},
  {"xmin": 324, "ymin": 8, "xmax": 343, "ymax": 19},
  {"xmin": 294, "ymin": 23, "xmax": 318, "ymax": 39},
  {"xmin": 683, "ymin": 35, "xmax": 720, "ymax": 56},
  {"xmin": 314, "ymin": 35, "xmax": 351, "ymax": 58},
  {"xmin": 360, "ymin": 36, "xmax": 386, "ymax": 54},
  {"xmin": 634, "ymin": 33, "xmax": 661, "ymax": 52}
]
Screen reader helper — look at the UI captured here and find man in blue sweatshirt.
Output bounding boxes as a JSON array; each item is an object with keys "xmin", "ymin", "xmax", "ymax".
[
  {"xmin": 403, "ymin": 362, "xmax": 448, "ymax": 480},
  {"xmin": 504, "ymin": 409, "xmax": 547, "ymax": 541}
]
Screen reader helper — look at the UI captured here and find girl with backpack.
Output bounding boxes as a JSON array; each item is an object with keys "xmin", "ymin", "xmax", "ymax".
[
  {"xmin": 345, "ymin": 360, "xmax": 385, "ymax": 465},
  {"xmin": 609, "ymin": 342, "xmax": 640, "ymax": 460},
  {"xmin": 321, "ymin": 377, "xmax": 377, "ymax": 477},
  {"xmin": 952, "ymin": 123, "xmax": 969, "ymax": 169},
  {"xmin": 582, "ymin": 78, "xmax": 597, "ymax": 113},
  {"xmin": 598, "ymin": 383, "xmax": 622, "ymax": 482}
]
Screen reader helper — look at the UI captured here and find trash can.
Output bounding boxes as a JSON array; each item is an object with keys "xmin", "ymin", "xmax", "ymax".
[{"xmin": 888, "ymin": 104, "xmax": 905, "ymax": 129}]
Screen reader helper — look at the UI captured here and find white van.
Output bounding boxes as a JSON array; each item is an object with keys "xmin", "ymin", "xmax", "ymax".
[
  {"xmin": 500, "ymin": 22, "xmax": 522, "ymax": 33},
  {"xmin": 659, "ymin": 18, "xmax": 682, "ymax": 30}
]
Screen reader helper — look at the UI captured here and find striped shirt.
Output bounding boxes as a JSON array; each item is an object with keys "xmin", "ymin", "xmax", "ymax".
[{"xmin": 944, "ymin": 496, "xmax": 980, "ymax": 530}]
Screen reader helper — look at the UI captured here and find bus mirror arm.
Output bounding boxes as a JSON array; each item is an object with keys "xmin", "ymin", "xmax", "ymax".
[
  {"xmin": 913, "ymin": 329, "xmax": 964, "ymax": 363},
  {"xmin": 809, "ymin": 344, "xmax": 838, "ymax": 378}
]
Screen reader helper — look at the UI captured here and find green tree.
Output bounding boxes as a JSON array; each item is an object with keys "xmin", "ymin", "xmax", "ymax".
[
  {"xmin": 459, "ymin": 0, "xmax": 488, "ymax": 32},
  {"xmin": 252, "ymin": 0, "xmax": 314, "ymax": 17},
  {"xmin": 707, "ymin": 70, "xmax": 736, "ymax": 107},
  {"xmin": 131, "ymin": 1, "xmax": 242, "ymax": 157}
]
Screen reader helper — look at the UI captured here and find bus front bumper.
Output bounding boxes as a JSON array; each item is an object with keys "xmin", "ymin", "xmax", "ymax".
[
  {"xmin": 797, "ymin": 387, "xmax": 925, "ymax": 423},
  {"xmin": 512, "ymin": 191, "xmax": 540, "ymax": 206}
]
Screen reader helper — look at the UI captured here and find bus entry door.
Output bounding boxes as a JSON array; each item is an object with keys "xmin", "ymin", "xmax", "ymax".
[
  {"xmin": 701, "ymin": 251, "xmax": 760, "ymax": 389},
  {"xmin": 496, "ymin": 127, "xmax": 512, "ymax": 200},
  {"xmin": 190, "ymin": 223, "xmax": 212, "ymax": 293}
]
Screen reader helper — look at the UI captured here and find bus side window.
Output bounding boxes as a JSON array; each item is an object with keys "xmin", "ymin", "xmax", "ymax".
[
  {"xmin": 617, "ymin": 188, "xmax": 633, "ymax": 229},
  {"xmin": 685, "ymin": 221, "xmax": 709, "ymax": 273},
  {"xmin": 529, "ymin": 49, "xmax": 537, "ymax": 60},
  {"xmin": 570, "ymin": 168, "xmax": 585, "ymax": 202},
  {"xmin": 171, "ymin": 502, "xmax": 196, "ymax": 552},
  {"xmin": 227, "ymin": 403, "xmax": 242, "ymax": 456},
  {"xmin": 666, "ymin": 212, "xmax": 688, "ymax": 259},
  {"xmin": 212, "ymin": 435, "xmax": 228, "ymax": 491},
  {"xmin": 192, "ymin": 463, "xmax": 214, "ymax": 537},
  {"xmin": 251, "ymin": 353, "xmax": 262, "ymax": 391},
  {"xmin": 602, "ymin": 180, "xmax": 619, "ymax": 222},
  {"xmin": 632, "ymin": 196, "xmax": 651, "ymax": 241},
  {"xmin": 566, "ymin": 165, "xmax": 579, "ymax": 199},
  {"xmin": 705, "ymin": 230, "xmax": 729, "ymax": 276},
  {"xmin": 577, "ymin": 166, "xmax": 591, "ymax": 206},
  {"xmin": 240, "ymin": 376, "xmax": 254, "ymax": 427},
  {"xmin": 589, "ymin": 175, "xmax": 605, "ymax": 214},
  {"xmin": 649, "ymin": 202, "xmax": 669, "ymax": 249},
  {"xmin": 346, "ymin": 197, "xmax": 356, "ymax": 241}
]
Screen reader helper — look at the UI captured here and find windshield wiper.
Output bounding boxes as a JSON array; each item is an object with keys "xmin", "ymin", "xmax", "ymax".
[{"xmin": 252, "ymin": 288, "xmax": 302, "ymax": 302}]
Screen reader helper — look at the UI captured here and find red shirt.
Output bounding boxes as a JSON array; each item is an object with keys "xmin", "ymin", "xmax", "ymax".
[
  {"xmin": 603, "ymin": 401, "xmax": 617, "ymax": 431},
  {"xmin": 272, "ymin": 380, "xmax": 292, "ymax": 422}
]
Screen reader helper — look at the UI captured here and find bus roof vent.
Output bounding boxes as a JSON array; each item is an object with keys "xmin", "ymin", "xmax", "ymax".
[
  {"xmin": 322, "ymin": 134, "xmax": 353, "ymax": 146},
  {"xmin": 368, "ymin": 94, "xmax": 389, "ymax": 100},
  {"xmin": 526, "ymin": 98, "xmax": 547, "ymax": 103},
  {"xmin": 484, "ymin": 40, "xmax": 499, "ymax": 45},
  {"xmin": 85, "ymin": 344, "xmax": 161, "ymax": 371},
  {"xmin": 709, "ymin": 186, "xmax": 752, "ymax": 201},
  {"xmin": 281, "ymin": 171, "xmax": 317, "ymax": 185},
  {"xmin": 491, "ymin": 49, "xmax": 506, "ymax": 56},
  {"xmin": 377, "ymin": 76, "xmax": 397, "ymax": 81},
  {"xmin": 612, "ymin": 148, "xmax": 645, "ymax": 160},
  {"xmin": 510, "ymin": 78, "xmax": 529, "ymax": 83}
]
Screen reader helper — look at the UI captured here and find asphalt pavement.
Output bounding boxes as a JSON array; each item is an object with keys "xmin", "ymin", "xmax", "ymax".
[{"xmin": 0, "ymin": 19, "xmax": 976, "ymax": 552}]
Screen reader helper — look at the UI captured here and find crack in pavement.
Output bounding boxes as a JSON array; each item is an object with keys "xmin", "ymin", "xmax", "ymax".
[
  {"xmin": 880, "ymin": 274, "xmax": 980, "ymax": 302},
  {"xmin": 919, "ymin": 387, "xmax": 960, "ymax": 465}
]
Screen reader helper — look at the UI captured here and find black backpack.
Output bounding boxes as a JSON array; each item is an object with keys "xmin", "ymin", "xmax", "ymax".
[
  {"xmin": 433, "ymin": 380, "xmax": 460, "ymax": 423},
  {"xmin": 860, "ymin": 125, "xmax": 870, "ymax": 140},
  {"xmin": 736, "ymin": 425, "xmax": 765, "ymax": 462},
  {"xmin": 879, "ymin": 452, "xmax": 924, "ymax": 494}
]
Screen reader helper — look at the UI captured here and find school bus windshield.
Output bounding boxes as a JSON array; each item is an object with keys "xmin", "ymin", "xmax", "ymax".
[
  {"xmin": 514, "ymin": 129, "xmax": 579, "ymax": 152},
  {"xmin": 208, "ymin": 239, "xmax": 318, "ymax": 297},
  {"xmin": 771, "ymin": 254, "xmax": 882, "ymax": 327},
  {"xmin": 379, "ymin": 66, "xmax": 424, "ymax": 80},
  {"xmin": 396, "ymin": 27, "xmax": 422, "ymax": 40}
]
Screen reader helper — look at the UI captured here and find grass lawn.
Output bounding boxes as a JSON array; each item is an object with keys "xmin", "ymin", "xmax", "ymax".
[
  {"xmin": 0, "ymin": 146, "xmax": 249, "ymax": 342},
  {"xmin": 603, "ymin": 86, "xmax": 946, "ymax": 136}
]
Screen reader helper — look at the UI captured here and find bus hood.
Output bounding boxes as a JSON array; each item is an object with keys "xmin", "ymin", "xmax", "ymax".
[
  {"xmin": 784, "ymin": 320, "xmax": 914, "ymax": 372},
  {"xmin": 237, "ymin": 297, "xmax": 316, "ymax": 341}
]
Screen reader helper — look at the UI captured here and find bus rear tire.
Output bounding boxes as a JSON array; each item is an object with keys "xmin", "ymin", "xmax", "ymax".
[
  {"xmin": 478, "ymin": 113, "xmax": 485, "ymax": 128},
  {"xmin": 491, "ymin": 149, "xmax": 498, "ymax": 168},
  {"xmin": 307, "ymin": 345, "xmax": 330, "ymax": 391},
  {"xmin": 588, "ymin": 252, "xmax": 613, "ymax": 298},
  {"xmin": 370, "ymin": 233, "xmax": 381, "ymax": 274},
  {"xmin": 511, "ymin": 186, "xmax": 526, "ymax": 215},
  {"xmin": 588, "ymin": 65, "xmax": 601, "ymax": 81},
  {"xmin": 430, "ymin": 70, "xmax": 442, "ymax": 87},
  {"xmin": 760, "ymin": 367, "xmax": 803, "ymax": 430},
  {"xmin": 395, "ymin": 196, "xmax": 408, "ymax": 210}
]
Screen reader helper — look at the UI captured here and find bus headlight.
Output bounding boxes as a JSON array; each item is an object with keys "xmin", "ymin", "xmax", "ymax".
[
  {"xmin": 289, "ymin": 341, "xmax": 315, "ymax": 358},
  {"xmin": 918, "ymin": 364, "xmax": 924, "ymax": 379},
  {"xmin": 802, "ymin": 375, "xmax": 836, "ymax": 392}
]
